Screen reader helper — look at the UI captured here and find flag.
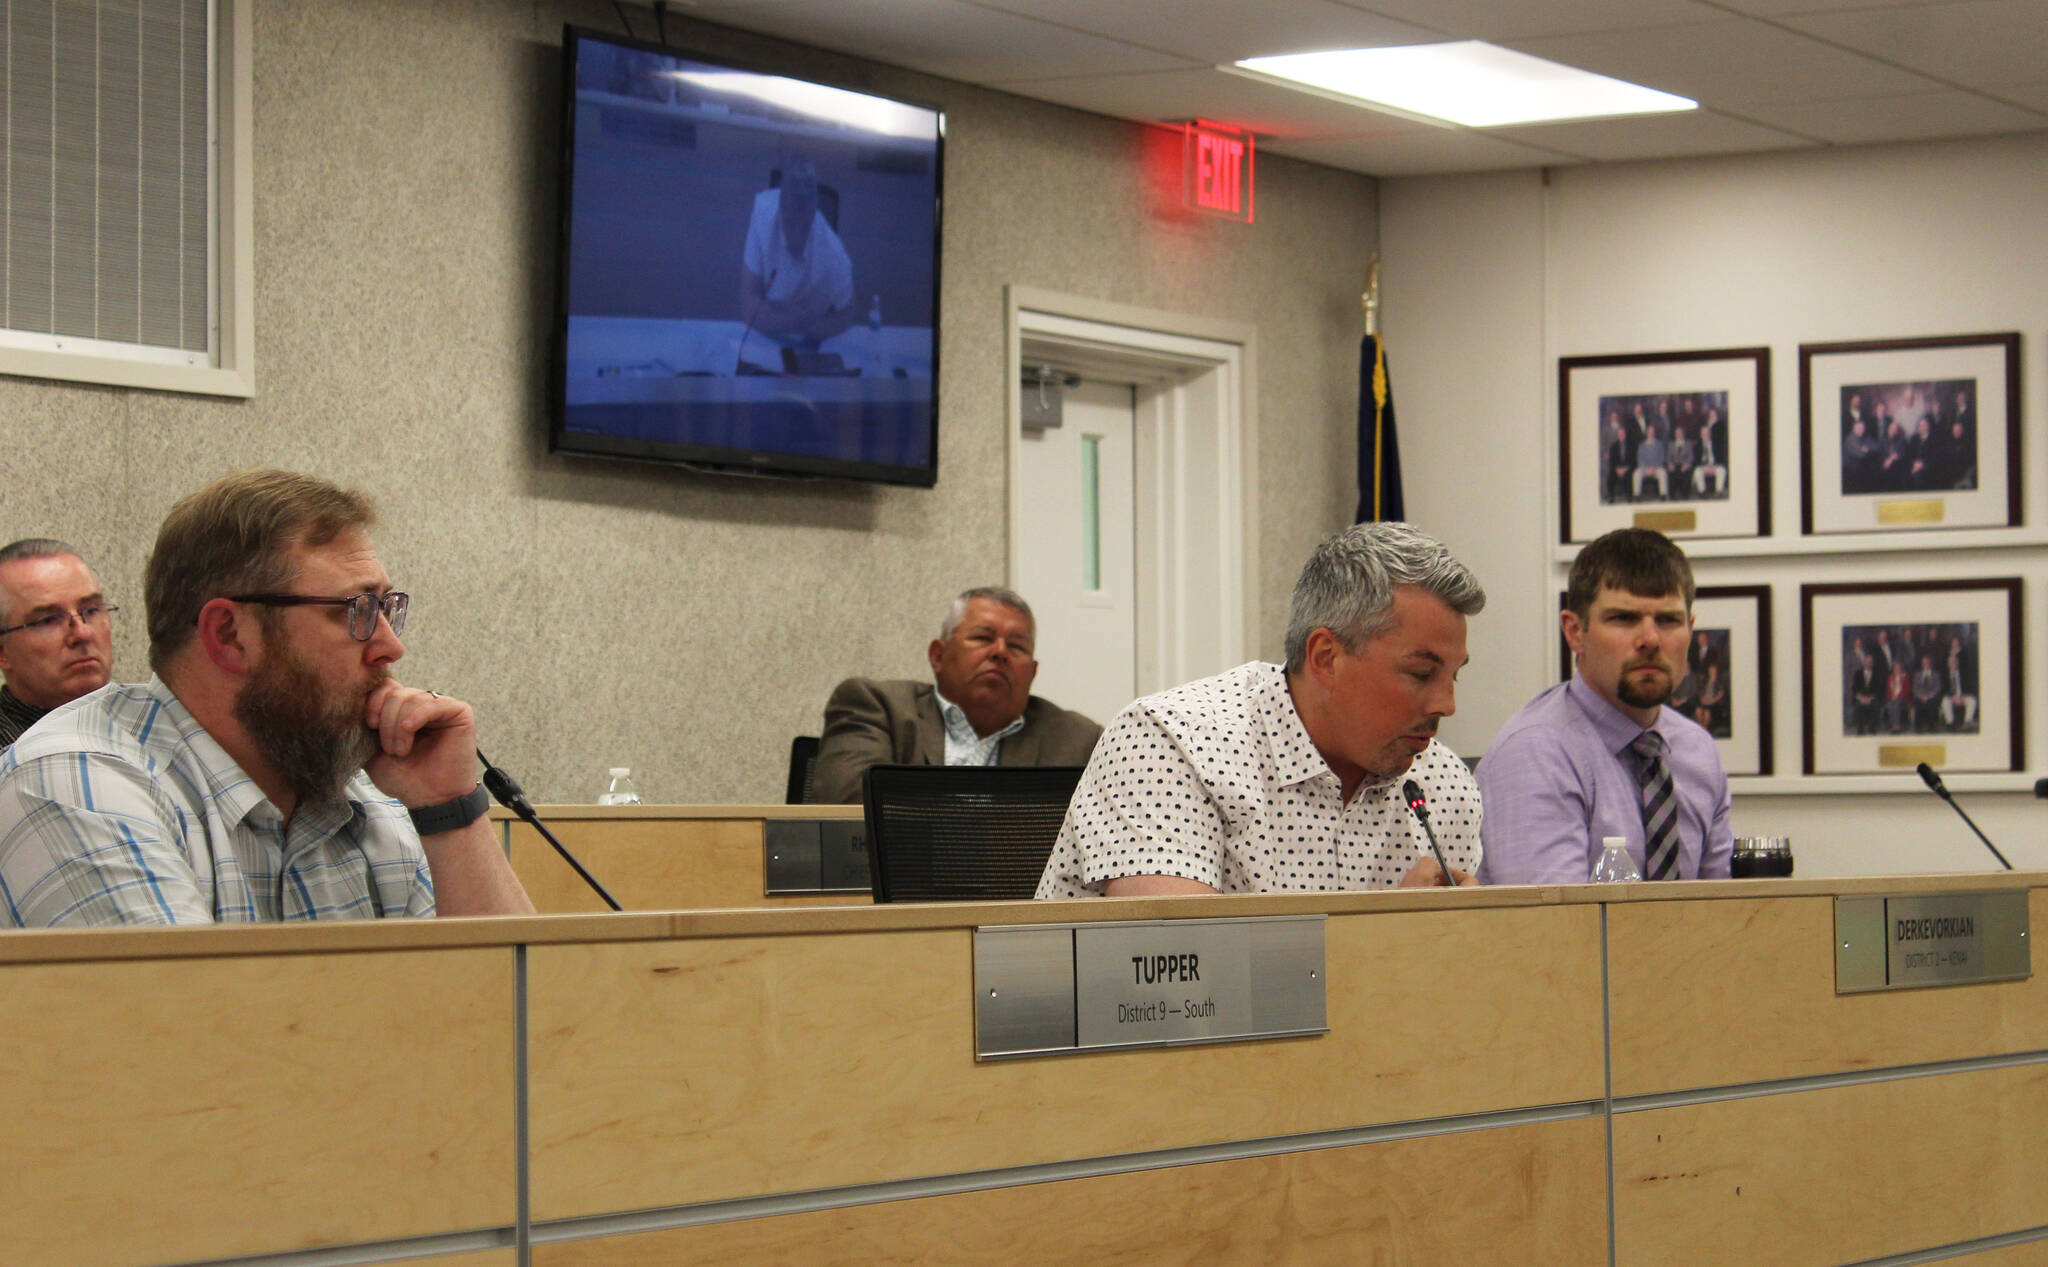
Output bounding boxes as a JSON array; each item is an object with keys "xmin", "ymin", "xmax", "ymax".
[{"xmin": 1354, "ymin": 333, "xmax": 1404, "ymax": 523}]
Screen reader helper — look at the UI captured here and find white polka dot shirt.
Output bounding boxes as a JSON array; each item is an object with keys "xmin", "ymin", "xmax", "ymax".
[{"xmin": 1035, "ymin": 661, "xmax": 1482, "ymax": 897}]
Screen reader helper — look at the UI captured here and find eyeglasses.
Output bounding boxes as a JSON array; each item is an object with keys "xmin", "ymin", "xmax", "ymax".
[
  {"xmin": 0, "ymin": 603, "xmax": 118, "ymax": 638},
  {"xmin": 229, "ymin": 592, "xmax": 409, "ymax": 642}
]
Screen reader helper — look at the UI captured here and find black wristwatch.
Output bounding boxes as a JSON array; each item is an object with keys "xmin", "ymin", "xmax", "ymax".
[{"xmin": 408, "ymin": 782, "xmax": 491, "ymax": 836}]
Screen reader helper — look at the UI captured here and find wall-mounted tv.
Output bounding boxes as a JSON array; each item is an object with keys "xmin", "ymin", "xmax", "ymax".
[{"xmin": 552, "ymin": 26, "xmax": 944, "ymax": 486}]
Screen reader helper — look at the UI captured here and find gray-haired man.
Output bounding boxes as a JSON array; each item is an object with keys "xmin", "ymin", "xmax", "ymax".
[
  {"xmin": 1036, "ymin": 522, "xmax": 1486, "ymax": 898},
  {"xmin": 811, "ymin": 587, "xmax": 1104, "ymax": 804},
  {"xmin": 0, "ymin": 539, "xmax": 116, "ymax": 746}
]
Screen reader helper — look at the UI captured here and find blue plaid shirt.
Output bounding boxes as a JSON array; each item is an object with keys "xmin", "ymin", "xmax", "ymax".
[{"xmin": 0, "ymin": 677, "xmax": 434, "ymax": 926}]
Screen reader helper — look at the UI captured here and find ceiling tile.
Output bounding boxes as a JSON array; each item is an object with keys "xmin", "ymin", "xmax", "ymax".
[
  {"xmin": 655, "ymin": 0, "xmax": 2048, "ymax": 176},
  {"xmin": 1776, "ymin": 0, "xmax": 2048, "ymax": 89},
  {"xmin": 682, "ymin": 0, "xmax": 1196, "ymax": 81},
  {"xmin": 1509, "ymin": 20, "xmax": 1947, "ymax": 106},
  {"xmin": 1268, "ymin": 128, "xmax": 1580, "ymax": 176},
  {"xmin": 1734, "ymin": 90, "xmax": 2048, "ymax": 144},
  {"xmin": 1008, "ymin": 67, "xmax": 1435, "ymax": 138},
  {"xmin": 1490, "ymin": 108, "xmax": 1815, "ymax": 160},
  {"xmin": 970, "ymin": 0, "xmax": 1448, "ymax": 64},
  {"xmin": 1330, "ymin": 0, "xmax": 1727, "ymax": 41}
]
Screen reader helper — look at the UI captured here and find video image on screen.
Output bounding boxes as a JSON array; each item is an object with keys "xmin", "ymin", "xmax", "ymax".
[{"xmin": 556, "ymin": 30, "xmax": 942, "ymax": 483}]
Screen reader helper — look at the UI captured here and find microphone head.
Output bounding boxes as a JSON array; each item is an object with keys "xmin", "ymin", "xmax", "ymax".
[
  {"xmin": 1402, "ymin": 778, "xmax": 1427, "ymax": 811},
  {"xmin": 481, "ymin": 764, "xmax": 536, "ymax": 817},
  {"xmin": 1915, "ymin": 761, "xmax": 1943, "ymax": 792}
]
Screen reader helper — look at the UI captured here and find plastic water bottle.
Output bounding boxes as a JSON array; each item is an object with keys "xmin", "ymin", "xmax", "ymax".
[
  {"xmin": 598, "ymin": 767, "xmax": 642, "ymax": 806},
  {"xmin": 1590, "ymin": 836, "xmax": 1642, "ymax": 883}
]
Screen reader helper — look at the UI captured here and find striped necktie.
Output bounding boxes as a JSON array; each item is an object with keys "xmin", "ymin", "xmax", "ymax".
[{"xmin": 1629, "ymin": 730, "xmax": 1682, "ymax": 881}]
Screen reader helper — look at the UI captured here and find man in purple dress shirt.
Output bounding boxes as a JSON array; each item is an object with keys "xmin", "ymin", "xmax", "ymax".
[{"xmin": 1476, "ymin": 529, "xmax": 1732, "ymax": 884}]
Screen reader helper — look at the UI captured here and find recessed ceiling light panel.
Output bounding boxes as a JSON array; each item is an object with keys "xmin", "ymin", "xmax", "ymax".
[{"xmin": 1230, "ymin": 42, "xmax": 1696, "ymax": 128}]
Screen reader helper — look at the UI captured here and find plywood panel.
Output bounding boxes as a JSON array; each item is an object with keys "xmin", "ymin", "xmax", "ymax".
[
  {"xmin": 1946, "ymin": 1242, "xmax": 2048, "ymax": 1265},
  {"xmin": 0, "ymin": 949, "xmax": 516, "ymax": 1267},
  {"xmin": 387, "ymin": 1253, "xmax": 517, "ymax": 1267},
  {"xmin": 528, "ymin": 903, "xmax": 1603, "ymax": 1219},
  {"xmin": 1608, "ymin": 889, "xmax": 2048, "ymax": 1096},
  {"xmin": 1614, "ymin": 1063, "xmax": 2048, "ymax": 1266},
  {"xmin": 509, "ymin": 818, "xmax": 868, "ymax": 912},
  {"xmin": 534, "ymin": 1116, "xmax": 1607, "ymax": 1266}
]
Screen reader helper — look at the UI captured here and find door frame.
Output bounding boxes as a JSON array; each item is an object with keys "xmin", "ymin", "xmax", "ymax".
[{"xmin": 1005, "ymin": 286, "xmax": 1259, "ymax": 697}]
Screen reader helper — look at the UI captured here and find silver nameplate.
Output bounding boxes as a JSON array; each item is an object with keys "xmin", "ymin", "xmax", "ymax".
[
  {"xmin": 974, "ymin": 916, "xmax": 1326, "ymax": 1060},
  {"xmin": 1835, "ymin": 892, "xmax": 2030, "ymax": 994},
  {"xmin": 763, "ymin": 819, "xmax": 872, "ymax": 896}
]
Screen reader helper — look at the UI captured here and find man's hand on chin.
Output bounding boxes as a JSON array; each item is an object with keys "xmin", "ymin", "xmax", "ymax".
[{"xmin": 361, "ymin": 680, "xmax": 479, "ymax": 809}]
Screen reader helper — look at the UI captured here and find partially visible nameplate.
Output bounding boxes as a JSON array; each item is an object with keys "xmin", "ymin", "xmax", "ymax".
[
  {"xmin": 973, "ymin": 915, "xmax": 1326, "ymax": 1060},
  {"xmin": 1835, "ymin": 891, "xmax": 2030, "ymax": 994}
]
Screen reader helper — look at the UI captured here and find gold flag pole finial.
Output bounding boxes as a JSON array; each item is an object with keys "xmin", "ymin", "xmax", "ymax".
[{"xmin": 1362, "ymin": 255, "xmax": 1381, "ymax": 336}]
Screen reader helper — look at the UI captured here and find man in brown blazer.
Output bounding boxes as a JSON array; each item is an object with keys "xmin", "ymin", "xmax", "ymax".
[{"xmin": 812, "ymin": 587, "xmax": 1104, "ymax": 804}]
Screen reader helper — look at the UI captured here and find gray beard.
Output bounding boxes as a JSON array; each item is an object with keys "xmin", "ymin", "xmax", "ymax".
[{"xmin": 234, "ymin": 648, "xmax": 383, "ymax": 813}]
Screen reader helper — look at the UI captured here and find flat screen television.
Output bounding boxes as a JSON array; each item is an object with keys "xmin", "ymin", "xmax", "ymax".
[{"xmin": 551, "ymin": 26, "xmax": 944, "ymax": 485}]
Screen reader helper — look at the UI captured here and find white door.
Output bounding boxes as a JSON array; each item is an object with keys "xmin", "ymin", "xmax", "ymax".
[{"xmin": 1014, "ymin": 376, "xmax": 1139, "ymax": 728}]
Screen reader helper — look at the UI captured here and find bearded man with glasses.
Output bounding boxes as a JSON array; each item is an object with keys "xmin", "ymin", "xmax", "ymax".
[
  {"xmin": 0, "ymin": 470, "xmax": 534, "ymax": 926},
  {"xmin": 0, "ymin": 539, "xmax": 117, "ymax": 746}
]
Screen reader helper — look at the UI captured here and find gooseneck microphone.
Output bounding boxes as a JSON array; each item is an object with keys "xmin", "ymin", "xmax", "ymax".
[
  {"xmin": 477, "ymin": 749, "xmax": 624, "ymax": 911},
  {"xmin": 1401, "ymin": 778, "xmax": 1458, "ymax": 887},
  {"xmin": 1916, "ymin": 761, "xmax": 2013, "ymax": 871}
]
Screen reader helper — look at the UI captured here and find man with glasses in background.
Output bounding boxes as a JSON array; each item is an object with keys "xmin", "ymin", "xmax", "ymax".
[
  {"xmin": 0, "ymin": 539, "xmax": 117, "ymax": 746},
  {"xmin": 0, "ymin": 469, "xmax": 533, "ymax": 926}
]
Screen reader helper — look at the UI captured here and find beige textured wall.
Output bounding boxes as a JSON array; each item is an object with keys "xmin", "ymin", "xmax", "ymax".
[{"xmin": 0, "ymin": 0, "xmax": 1376, "ymax": 803}]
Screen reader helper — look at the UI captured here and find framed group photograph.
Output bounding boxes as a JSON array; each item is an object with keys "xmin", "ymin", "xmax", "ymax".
[
  {"xmin": 1799, "ymin": 332, "xmax": 2021, "ymax": 536},
  {"xmin": 1559, "ymin": 346, "xmax": 1770, "ymax": 544},
  {"xmin": 1559, "ymin": 584, "xmax": 1773, "ymax": 776},
  {"xmin": 1801, "ymin": 578, "xmax": 2023, "ymax": 775}
]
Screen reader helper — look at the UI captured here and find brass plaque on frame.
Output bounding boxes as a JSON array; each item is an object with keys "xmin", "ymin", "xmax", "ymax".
[
  {"xmin": 1876, "ymin": 499, "xmax": 1946, "ymax": 525},
  {"xmin": 1878, "ymin": 744, "xmax": 1946, "ymax": 768},
  {"xmin": 1632, "ymin": 509, "xmax": 1697, "ymax": 533}
]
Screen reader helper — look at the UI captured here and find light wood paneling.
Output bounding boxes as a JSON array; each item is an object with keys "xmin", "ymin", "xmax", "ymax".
[
  {"xmin": 533, "ymin": 1115, "xmax": 1607, "ymax": 1266},
  {"xmin": 0, "ymin": 949, "xmax": 516, "ymax": 1267},
  {"xmin": 527, "ymin": 903, "xmax": 1603, "ymax": 1219},
  {"xmin": 1945, "ymin": 1242, "xmax": 2048, "ymax": 1265},
  {"xmin": 0, "ymin": 884, "xmax": 1579, "ymax": 966},
  {"xmin": 509, "ymin": 818, "xmax": 870, "ymax": 912},
  {"xmin": 386, "ymin": 1253, "xmax": 517, "ymax": 1267},
  {"xmin": 1614, "ymin": 1063, "xmax": 2048, "ymax": 1266},
  {"xmin": 1608, "ymin": 888, "xmax": 2048, "ymax": 1096}
]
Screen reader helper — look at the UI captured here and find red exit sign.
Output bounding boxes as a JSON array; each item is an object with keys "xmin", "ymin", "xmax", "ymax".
[{"xmin": 1183, "ymin": 122, "xmax": 1254, "ymax": 222}]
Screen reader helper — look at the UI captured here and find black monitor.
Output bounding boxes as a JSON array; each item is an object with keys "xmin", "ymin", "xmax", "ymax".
[{"xmin": 551, "ymin": 26, "xmax": 944, "ymax": 485}]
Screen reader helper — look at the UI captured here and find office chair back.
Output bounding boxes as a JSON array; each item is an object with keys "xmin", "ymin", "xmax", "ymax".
[
  {"xmin": 862, "ymin": 764, "xmax": 1086, "ymax": 903},
  {"xmin": 786, "ymin": 736, "xmax": 822, "ymax": 805}
]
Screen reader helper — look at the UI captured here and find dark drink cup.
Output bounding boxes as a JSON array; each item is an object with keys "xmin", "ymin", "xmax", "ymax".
[{"xmin": 1731, "ymin": 836, "xmax": 1793, "ymax": 878}]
